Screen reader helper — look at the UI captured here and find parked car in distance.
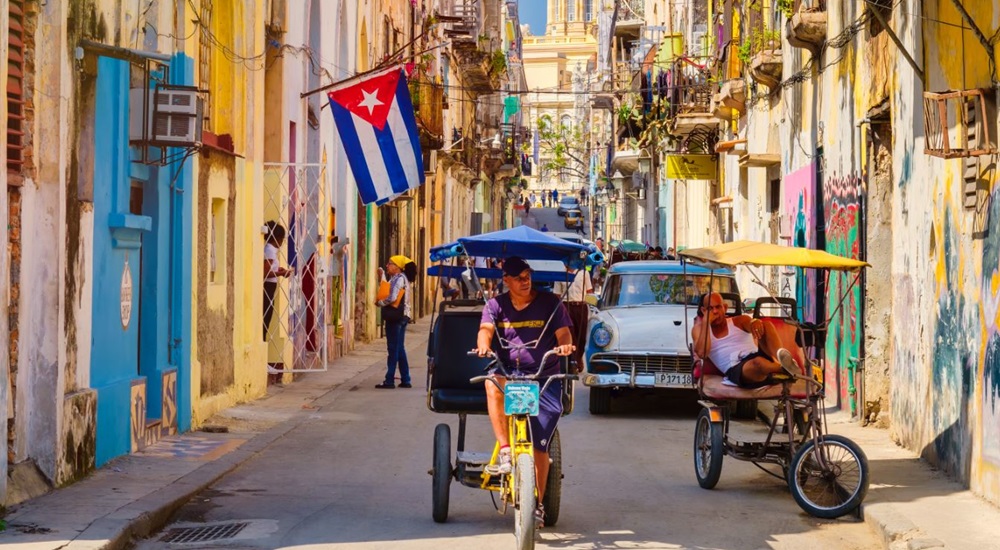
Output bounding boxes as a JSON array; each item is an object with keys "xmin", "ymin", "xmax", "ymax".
[
  {"xmin": 564, "ymin": 209, "xmax": 584, "ymax": 229},
  {"xmin": 582, "ymin": 261, "xmax": 740, "ymax": 414},
  {"xmin": 547, "ymin": 231, "xmax": 592, "ymax": 247},
  {"xmin": 557, "ymin": 196, "xmax": 580, "ymax": 216}
]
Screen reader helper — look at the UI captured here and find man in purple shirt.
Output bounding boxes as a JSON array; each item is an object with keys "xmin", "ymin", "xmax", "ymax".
[{"xmin": 474, "ymin": 256, "xmax": 574, "ymax": 526}]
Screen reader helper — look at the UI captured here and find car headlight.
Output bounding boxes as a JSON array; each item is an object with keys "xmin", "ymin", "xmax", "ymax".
[{"xmin": 592, "ymin": 323, "xmax": 612, "ymax": 348}]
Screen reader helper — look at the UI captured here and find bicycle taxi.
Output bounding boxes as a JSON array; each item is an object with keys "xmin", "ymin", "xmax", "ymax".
[
  {"xmin": 424, "ymin": 226, "xmax": 603, "ymax": 548},
  {"xmin": 679, "ymin": 240, "xmax": 871, "ymax": 519}
]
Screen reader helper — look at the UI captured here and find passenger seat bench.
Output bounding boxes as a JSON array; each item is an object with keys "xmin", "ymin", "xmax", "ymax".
[
  {"xmin": 694, "ymin": 315, "xmax": 811, "ymax": 400},
  {"xmin": 427, "ymin": 309, "xmax": 491, "ymax": 414}
]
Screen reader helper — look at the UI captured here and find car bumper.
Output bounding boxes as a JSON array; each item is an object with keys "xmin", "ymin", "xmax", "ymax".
[
  {"xmin": 581, "ymin": 372, "xmax": 663, "ymax": 388},
  {"xmin": 582, "ymin": 353, "xmax": 695, "ymax": 389}
]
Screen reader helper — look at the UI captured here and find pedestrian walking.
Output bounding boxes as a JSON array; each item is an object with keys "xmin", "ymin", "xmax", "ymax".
[
  {"xmin": 375, "ymin": 255, "xmax": 418, "ymax": 389},
  {"xmin": 524, "ymin": 195, "xmax": 531, "ymax": 215},
  {"xmin": 553, "ymin": 266, "xmax": 594, "ymax": 372},
  {"xmin": 530, "ymin": 192, "xmax": 537, "ymax": 207},
  {"xmin": 552, "ymin": 189, "xmax": 559, "ymax": 204}
]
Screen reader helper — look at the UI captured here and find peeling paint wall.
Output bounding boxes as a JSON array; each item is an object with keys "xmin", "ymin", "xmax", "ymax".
[{"xmin": 887, "ymin": 0, "xmax": 1000, "ymax": 505}]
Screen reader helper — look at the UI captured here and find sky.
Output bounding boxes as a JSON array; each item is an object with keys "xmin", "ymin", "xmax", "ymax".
[{"xmin": 519, "ymin": 0, "xmax": 546, "ymax": 36}]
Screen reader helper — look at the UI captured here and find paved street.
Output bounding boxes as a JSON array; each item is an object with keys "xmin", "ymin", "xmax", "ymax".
[
  {"xmin": 523, "ymin": 206, "xmax": 590, "ymax": 238},
  {"xmin": 132, "ymin": 339, "xmax": 878, "ymax": 549}
]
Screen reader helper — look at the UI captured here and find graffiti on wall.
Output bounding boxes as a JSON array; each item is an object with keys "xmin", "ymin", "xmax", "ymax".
[
  {"xmin": 928, "ymin": 208, "xmax": 977, "ymax": 480},
  {"xmin": 980, "ymin": 190, "xmax": 1000, "ymax": 466},
  {"xmin": 783, "ymin": 164, "xmax": 817, "ymax": 323},
  {"xmin": 823, "ymin": 172, "xmax": 863, "ymax": 408}
]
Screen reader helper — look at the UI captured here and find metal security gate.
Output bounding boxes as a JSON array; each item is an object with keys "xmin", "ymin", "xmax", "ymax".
[{"xmin": 263, "ymin": 163, "xmax": 330, "ymax": 373}]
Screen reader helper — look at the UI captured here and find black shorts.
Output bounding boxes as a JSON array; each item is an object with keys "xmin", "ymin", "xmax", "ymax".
[{"xmin": 724, "ymin": 350, "xmax": 774, "ymax": 389}]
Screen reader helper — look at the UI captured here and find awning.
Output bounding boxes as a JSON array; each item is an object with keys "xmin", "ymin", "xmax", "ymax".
[{"xmin": 680, "ymin": 240, "xmax": 869, "ymax": 271}]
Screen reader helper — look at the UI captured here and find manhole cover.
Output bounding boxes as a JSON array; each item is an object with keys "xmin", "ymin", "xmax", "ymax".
[{"xmin": 160, "ymin": 521, "xmax": 251, "ymax": 543}]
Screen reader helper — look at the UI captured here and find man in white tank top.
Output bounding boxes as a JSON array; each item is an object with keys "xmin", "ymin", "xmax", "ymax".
[{"xmin": 691, "ymin": 292, "xmax": 797, "ymax": 388}]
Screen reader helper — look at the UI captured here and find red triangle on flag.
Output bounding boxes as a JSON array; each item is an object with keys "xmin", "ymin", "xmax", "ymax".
[{"xmin": 327, "ymin": 69, "xmax": 401, "ymax": 131}]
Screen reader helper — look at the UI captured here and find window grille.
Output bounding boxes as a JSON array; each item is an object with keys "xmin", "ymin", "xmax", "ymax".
[
  {"xmin": 7, "ymin": 0, "xmax": 26, "ymax": 176},
  {"xmin": 199, "ymin": 0, "xmax": 213, "ymax": 132}
]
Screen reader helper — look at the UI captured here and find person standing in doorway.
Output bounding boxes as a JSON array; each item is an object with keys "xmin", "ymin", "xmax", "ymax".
[
  {"xmin": 264, "ymin": 221, "xmax": 292, "ymax": 384},
  {"xmin": 263, "ymin": 221, "xmax": 292, "ymax": 341},
  {"xmin": 375, "ymin": 255, "xmax": 418, "ymax": 389}
]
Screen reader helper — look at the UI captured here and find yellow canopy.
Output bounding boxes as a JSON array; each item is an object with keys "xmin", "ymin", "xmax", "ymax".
[{"xmin": 680, "ymin": 240, "xmax": 869, "ymax": 271}]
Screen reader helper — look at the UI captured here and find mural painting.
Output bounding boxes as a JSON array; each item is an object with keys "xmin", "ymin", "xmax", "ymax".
[
  {"xmin": 980, "ymin": 189, "xmax": 1000, "ymax": 468},
  {"xmin": 927, "ymin": 208, "xmax": 977, "ymax": 480},
  {"xmin": 823, "ymin": 172, "xmax": 863, "ymax": 409},
  {"xmin": 783, "ymin": 163, "xmax": 817, "ymax": 323}
]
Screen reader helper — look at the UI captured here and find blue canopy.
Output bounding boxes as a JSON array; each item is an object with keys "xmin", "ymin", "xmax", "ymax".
[{"xmin": 428, "ymin": 226, "xmax": 604, "ymax": 269}]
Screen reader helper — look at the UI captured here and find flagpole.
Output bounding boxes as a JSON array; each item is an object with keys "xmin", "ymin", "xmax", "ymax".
[{"xmin": 300, "ymin": 41, "xmax": 448, "ymax": 99}]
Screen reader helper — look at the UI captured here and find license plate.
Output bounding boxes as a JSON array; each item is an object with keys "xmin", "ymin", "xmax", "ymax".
[
  {"xmin": 504, "ymin": 382, "xmax": 540, "ymax": 416},
  {"xmin": 654, "ymin": 372, "xmax": 693, "ymax": 387}
]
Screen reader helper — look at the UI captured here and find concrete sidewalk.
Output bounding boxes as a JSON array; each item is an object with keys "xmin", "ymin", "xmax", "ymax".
[
  {"xmin": 0, "ymin": 318, "xmax": 432, "ymax": 550},
  {"xmin": 2, "ymin": 314, "xmax": 1000, "ymax": 549},
  {"xmin": 826, "ymin": 412, "xmax": 1000, "ymax": 550}
]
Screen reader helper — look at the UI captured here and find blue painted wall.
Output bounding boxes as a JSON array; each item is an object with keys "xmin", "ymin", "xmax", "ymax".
[
  {"xmin": 91, "ymin": 57, "xmax": 149, "ymax": 465},
  {"xmin": 91, "ymin": 54, "xmax": 195, "ymax": 465},
  {"xmin": 168, "ymin": 53, "xmax": 195, "ymax": 433}
]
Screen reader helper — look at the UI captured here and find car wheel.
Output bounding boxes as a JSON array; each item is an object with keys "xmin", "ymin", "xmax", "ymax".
[{"xmin": 589, "ymin": 387, "xmax": 611, "ymax": 415}]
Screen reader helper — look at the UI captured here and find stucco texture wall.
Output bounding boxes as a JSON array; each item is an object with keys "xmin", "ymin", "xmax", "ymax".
[{"xmin": 887, "ymin": 0, "xmax": 1000, "ymax": 506}]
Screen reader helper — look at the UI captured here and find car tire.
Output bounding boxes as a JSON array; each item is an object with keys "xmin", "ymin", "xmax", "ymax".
[{"xmin": 589, "ymin": 387, "xmax": 611, "ymax": 415}]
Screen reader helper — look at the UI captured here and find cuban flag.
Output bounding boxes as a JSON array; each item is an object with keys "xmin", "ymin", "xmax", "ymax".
[{"xmin": 328, "ymin": 68, "xmax": 424, "ymax": 205}]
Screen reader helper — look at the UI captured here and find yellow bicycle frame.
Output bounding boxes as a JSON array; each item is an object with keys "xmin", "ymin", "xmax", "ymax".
[{"xmin": 480, "ymin": 413, "xmax": 533, "ymax": 500}]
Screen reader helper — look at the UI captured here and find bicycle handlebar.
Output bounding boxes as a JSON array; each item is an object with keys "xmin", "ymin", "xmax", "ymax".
[{"xmin": 467, "ymin": 349, "xmax": 570, "ymax": 384}]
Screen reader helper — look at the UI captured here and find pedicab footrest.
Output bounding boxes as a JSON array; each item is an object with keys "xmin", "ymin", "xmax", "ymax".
[
  {"xmin": 456, "ymin": 451, "xmax": 493, "ymax": 465},
  {"xmin": 504, "ymin": 382, "xmax": 540, "ymax": 416}
]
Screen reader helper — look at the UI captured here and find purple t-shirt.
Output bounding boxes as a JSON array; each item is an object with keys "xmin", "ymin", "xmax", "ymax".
[{"xmin": 481, "ymin": 291, "xmax": 572, "ymax": 375}]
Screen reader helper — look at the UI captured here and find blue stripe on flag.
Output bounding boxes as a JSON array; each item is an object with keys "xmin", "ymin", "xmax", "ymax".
[
  {"xmin": 394, "ymin": 75, "xmax": 424, "ymax": 178},
  {"xmin": 375, "ymin": 123, "xmax": 410, "ymax": 195},
  {"xmin": 330, "ymin": 98, "xmax": 379, "ymax": 205}
]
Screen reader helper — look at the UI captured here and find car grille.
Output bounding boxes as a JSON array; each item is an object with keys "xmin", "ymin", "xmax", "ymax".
[{"xmin": 591, "ymin": 353, "xmax": 693, "ymax": 374}]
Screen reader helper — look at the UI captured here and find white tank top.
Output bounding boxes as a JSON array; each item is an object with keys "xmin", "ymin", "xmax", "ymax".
[{"xmin": 706, "ymin": 318, "xmax": 758, "ymax": 373}]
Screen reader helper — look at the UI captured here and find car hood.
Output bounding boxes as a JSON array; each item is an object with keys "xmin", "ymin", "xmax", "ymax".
[{"xmin": 597, "ymin": 306, "xmax": 696, "ymax": 352}]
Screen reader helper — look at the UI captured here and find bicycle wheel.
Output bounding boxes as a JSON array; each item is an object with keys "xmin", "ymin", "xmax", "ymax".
[
  {"xmin": 694, "ymin": 408, "xmax": 724, "ymax": 489},
  {"xmin": 542, "ymin": 429, "xmax": 561, "ymax": 527},
  {"xmin": 432, "ymin": 423, "xmax": 451, "ymax": 523},
  {"xmin": 787, "ymin": 434, "xmax": 869, "ymax": 518},
  {"xmin": 513, "ymin": 453, "xmax": 536, "ymax": 550}
]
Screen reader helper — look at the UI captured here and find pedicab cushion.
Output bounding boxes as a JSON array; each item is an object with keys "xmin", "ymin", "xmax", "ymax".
[
  {"xmin": 694, "ymin": 317, "xmax": 811, "ymax": 400},
  {"xmin": 428, "ymin": 310, "xmax": 491, "ymax": 414}
]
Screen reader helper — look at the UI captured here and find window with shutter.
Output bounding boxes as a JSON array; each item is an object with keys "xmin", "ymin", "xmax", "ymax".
[
  {"xmin": 199, "ymin": 0, "xmax": 213, "ymax": 133},
  {"xmin": 7, "ymin": 0, "xmax": 26, "ymax": 177}
]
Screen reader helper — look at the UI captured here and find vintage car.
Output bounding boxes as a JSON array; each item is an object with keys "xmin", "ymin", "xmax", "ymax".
[{"xmin": 581, "ymin": 261, "xmax": 740, "ymax": 414}]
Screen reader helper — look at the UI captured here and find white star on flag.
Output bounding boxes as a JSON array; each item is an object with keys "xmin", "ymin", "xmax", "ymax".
[{"xmin": 358, "ymin": 89, "xmax": 383, "ymax": 115}]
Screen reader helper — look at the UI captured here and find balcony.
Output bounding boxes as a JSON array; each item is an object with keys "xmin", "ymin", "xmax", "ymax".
[
  {"xmin": 749, "ymin": 48, "xmax": 782, "ymax": 89},
  {"xmin": 441, "ymin": 0, "xmax": 483, "ymax": 47},
  {"xmin": 786, "ymin": 10, "xmax": 827, "ymax": 54},
  {"xmin": 454, "ymin": 45, "xmax": 504, "ymax": 95},
  {"xmin": 412, "ymin": 79, "xmax": 445, "ymax": 149},
  {"xmin": 666, "ymin": 57, "xmax": 716, "ymax": 137},
  {"xmin": 713, "ymin": 79, "xmax": 746, "ymax": 121},
  {"xmin": 613, "ymin": 0, "xmax": 645, "ymax": 41}
]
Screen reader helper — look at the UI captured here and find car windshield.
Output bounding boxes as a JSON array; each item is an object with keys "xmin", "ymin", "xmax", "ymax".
[
  {"xmin": 600, "ymin": 273, "xmax": 738, "ymax": 308},
  {"xmin": 560, "ymin": 198, "xmax": 578, "ymax": 206}
]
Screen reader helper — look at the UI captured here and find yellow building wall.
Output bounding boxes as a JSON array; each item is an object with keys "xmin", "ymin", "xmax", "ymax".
[{"xmin": 189, "ymin": 0, "xmax": 268, "ymax": 426}]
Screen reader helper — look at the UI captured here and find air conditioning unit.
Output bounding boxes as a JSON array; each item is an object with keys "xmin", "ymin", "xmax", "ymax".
[{"xmin": 129, "ymin": 85, "xmax": 204, "ymax": 147}]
